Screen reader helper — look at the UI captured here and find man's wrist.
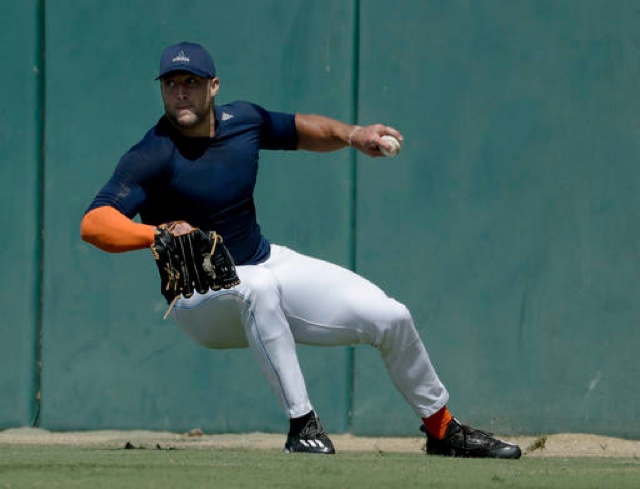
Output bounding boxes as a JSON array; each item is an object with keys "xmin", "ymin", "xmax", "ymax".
[{"xmin": 348, "ymin": 126, "xmax": 362, "ymax": 147}]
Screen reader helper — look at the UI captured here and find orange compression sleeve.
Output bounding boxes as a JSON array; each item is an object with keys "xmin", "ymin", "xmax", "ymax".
[{"xmin": 80, "ymin": 206, "xmax": 156, "ymax": 253}]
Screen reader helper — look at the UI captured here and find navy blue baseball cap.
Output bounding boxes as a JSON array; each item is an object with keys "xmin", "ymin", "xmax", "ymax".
[{"xmin": 156, "ymin": 42, "xmax": 216, "ymax": 79}]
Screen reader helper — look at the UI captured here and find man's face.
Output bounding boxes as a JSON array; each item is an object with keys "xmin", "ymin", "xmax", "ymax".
[{"xmin": 160, "ymin": 72, "xmax": 219, "ymax": 133}]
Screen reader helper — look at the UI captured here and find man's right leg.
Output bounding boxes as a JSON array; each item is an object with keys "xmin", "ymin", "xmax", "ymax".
[{"xmin": 171, "ymin": 263, "xmax": 334, "ymax": 454}]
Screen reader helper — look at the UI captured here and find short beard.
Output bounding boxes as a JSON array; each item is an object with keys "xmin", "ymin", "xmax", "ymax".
[
  {"xmin": 165, "ymin": 110, "xmax": 202, "ymax": 129},
  {"xmin": 164, "ymin": 101, "xmax": 213, "ymax": 133}
]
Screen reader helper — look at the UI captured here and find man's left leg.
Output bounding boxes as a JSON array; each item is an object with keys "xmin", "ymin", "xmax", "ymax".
[{"xmin": 267, "ymin": 245, "xmax": 521, "ymax": 459}]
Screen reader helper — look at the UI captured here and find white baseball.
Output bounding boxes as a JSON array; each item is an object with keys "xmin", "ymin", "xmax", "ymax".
[{"xmin": 379, "ymin": 135, "xmax": 401, "ymax": 157}]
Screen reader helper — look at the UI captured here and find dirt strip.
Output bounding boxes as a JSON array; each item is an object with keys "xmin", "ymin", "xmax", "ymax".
[{"xmin": 1, "ymin": 428, "xmax": 639, "ymax": 458}]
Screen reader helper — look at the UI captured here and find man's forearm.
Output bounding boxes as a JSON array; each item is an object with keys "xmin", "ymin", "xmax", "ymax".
[
  {"xmin": 295, "ymin": 113, "xmax": 353, "ymax": 152},
  {"xmin": 294, "ymin": 113, "xmax": 404, "ymax": 157},
  {"xmin": 80, "ymin": 206, "xmax": 156, "ymax": 253}
]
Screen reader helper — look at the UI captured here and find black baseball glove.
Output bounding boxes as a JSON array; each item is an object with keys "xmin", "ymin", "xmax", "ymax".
[{"xmin": 151, "ymin": 221, "xmax": 240, "ymax": 304}]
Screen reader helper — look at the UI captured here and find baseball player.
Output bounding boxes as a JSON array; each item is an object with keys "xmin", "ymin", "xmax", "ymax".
[{"xmin": 80, "ymin": 42, "xmax": 521, "ymax": 458}]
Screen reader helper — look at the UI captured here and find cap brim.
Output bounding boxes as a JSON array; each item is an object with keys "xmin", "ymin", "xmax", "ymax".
[{"xmin": 155, "ymin": 66, "xmax": 214, "ymax": 80}]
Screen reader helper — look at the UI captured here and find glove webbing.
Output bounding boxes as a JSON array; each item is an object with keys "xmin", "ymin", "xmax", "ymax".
[{"xmin": 162, "ymin": 232, "xmax": 220, "ymax": 320}]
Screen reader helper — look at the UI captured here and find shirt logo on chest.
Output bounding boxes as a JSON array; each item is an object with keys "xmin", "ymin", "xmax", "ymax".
[{"xmin": 221, "ymin": 112, "xmax": 234, "ymax": 121}]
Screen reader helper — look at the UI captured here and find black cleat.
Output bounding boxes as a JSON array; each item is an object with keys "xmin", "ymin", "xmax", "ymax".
[
  {"xmin": 421, "ymin": 418, "xmax": 522, "ymax": 459},
  {"xmin": 285, "ymin": 411, "xmax": 336, "ymax": 454}
]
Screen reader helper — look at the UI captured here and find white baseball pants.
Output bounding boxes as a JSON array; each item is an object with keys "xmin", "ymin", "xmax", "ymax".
[{"xmin": 171, "ymin": 244, "xmax": 449, "ymax": 419}]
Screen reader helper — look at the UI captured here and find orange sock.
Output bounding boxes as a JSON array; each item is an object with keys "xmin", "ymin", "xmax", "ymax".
[{"xmin": 422, "ymin": 406, "xmax": 453, "ymax": 439}]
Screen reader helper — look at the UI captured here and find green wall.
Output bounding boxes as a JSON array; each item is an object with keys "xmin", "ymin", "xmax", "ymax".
[
  {"xmin": 1, "ymin": 0, "xmax": 639, "ymax": 439},
  {"xmin": 0, "ymin": 0, "xmax": 40, "ymax": 428},
  {"xmin": 353, "ymin": 0, "xmax": 640, "ymax": 438},
  {"xmin": 40, "ymin": 0, "xmax": 354, "ymax": 434}
]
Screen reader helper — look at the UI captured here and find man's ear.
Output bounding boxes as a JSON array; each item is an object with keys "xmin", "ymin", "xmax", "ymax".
[{"xmin": 210, "ymin": 78, "xmax": 220, "ymax": 97}]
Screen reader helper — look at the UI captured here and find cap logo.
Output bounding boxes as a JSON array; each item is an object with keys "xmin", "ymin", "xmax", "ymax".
[{"xmin": 172, "ymin": 50, "xmax": 190, "ymax": 64}]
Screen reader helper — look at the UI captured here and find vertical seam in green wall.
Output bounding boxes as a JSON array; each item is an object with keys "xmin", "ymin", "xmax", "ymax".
[
  {"xmin": 347, "ymin": 0, "xmax": 360, "ymax": 434},
  {"xmin": 32, "ymin": 0, "xmax": 46, "ymax": 427}
]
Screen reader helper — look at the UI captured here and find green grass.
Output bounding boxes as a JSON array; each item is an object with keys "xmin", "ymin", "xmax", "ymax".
[{"xmin": 0, "ymin": 445, "xmax": 638, "ymax": 489}]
